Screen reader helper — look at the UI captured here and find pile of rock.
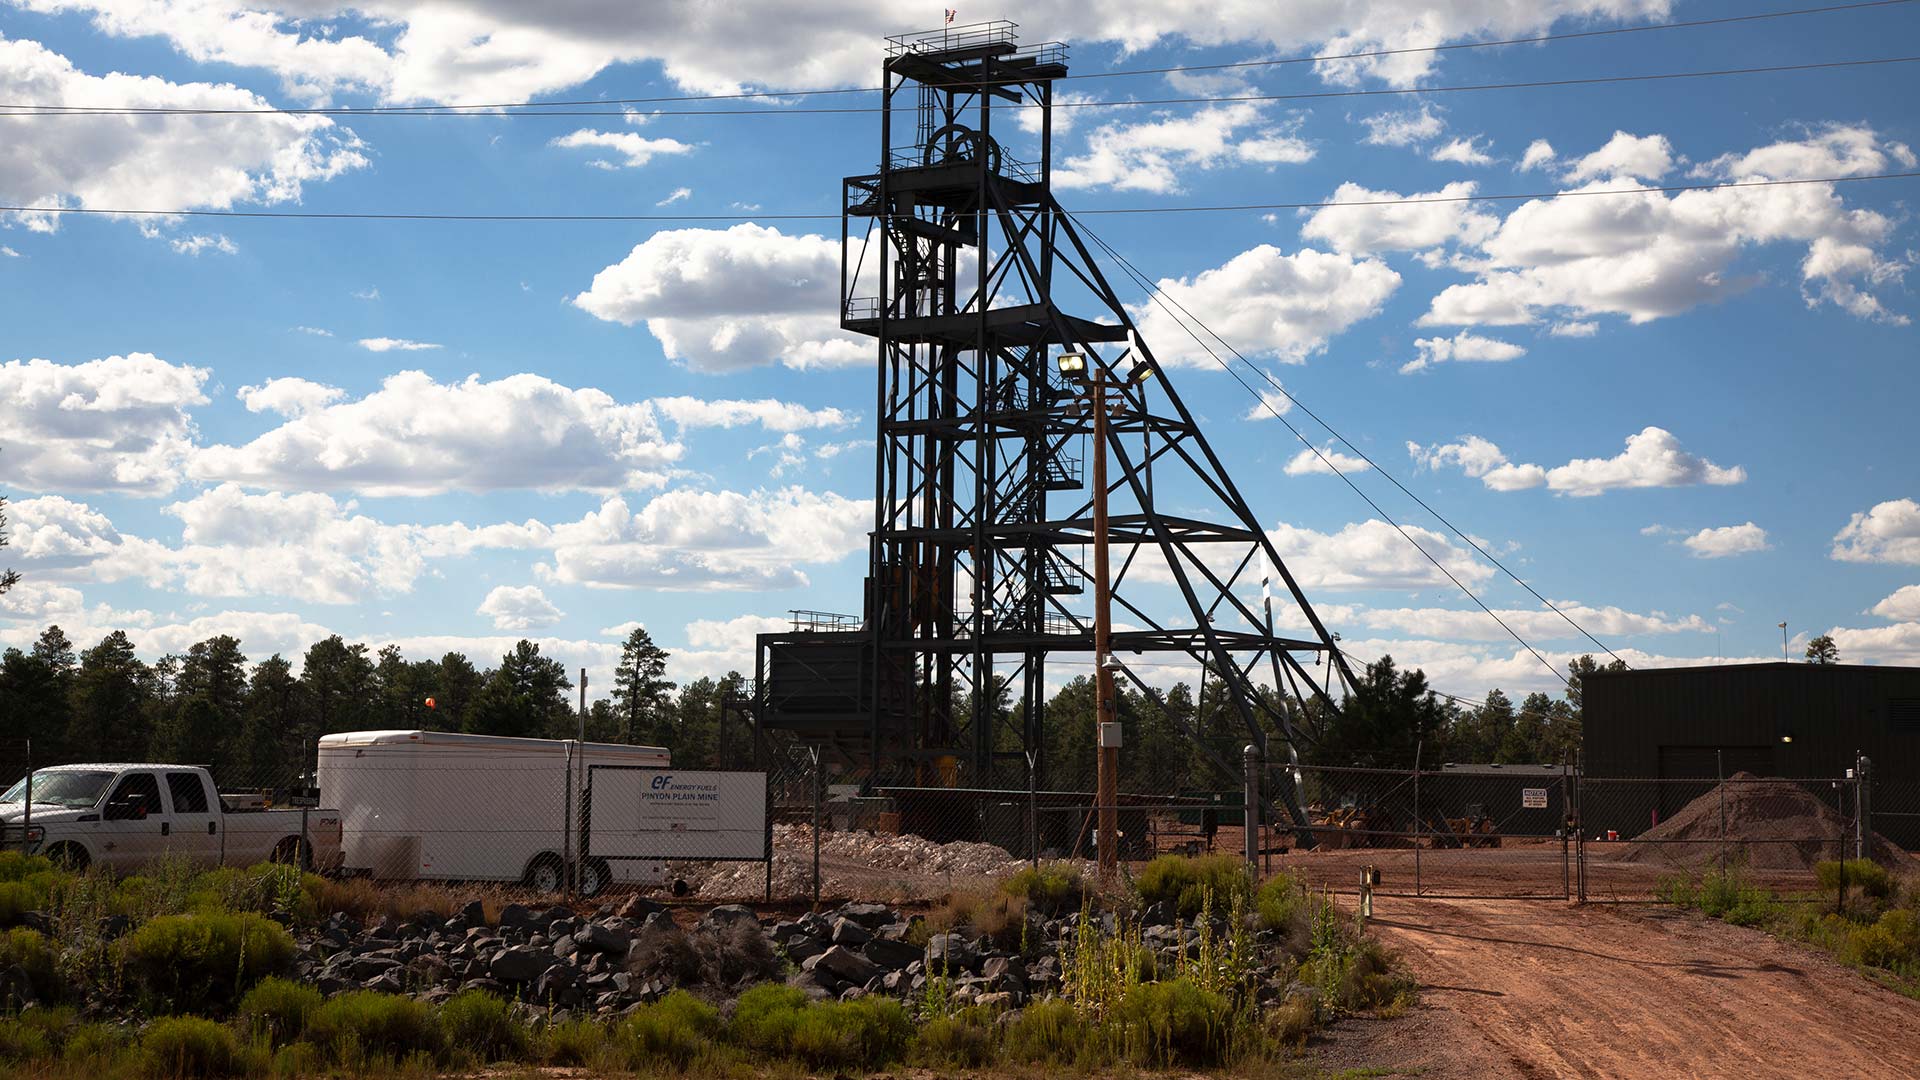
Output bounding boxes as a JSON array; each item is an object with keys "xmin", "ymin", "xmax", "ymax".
[{"xmin": 292, "ymin": 894, "xmax": 1302, "ymax": 1021}]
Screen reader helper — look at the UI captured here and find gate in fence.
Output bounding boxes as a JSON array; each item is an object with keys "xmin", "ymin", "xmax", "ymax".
[{"xmin": 1263, "ymin": 756, "xmax": 1880, "ymax": 903}]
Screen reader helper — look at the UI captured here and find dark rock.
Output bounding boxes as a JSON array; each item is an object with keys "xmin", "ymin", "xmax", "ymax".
[
  {"xmin": 838, "ymin": 902, "xmax": 893, "ymax": 928},
  {"xmin": 345, "ymin": 956, "xmax": 401, "ymax": 980},
  {"xmin": 316, "ymin": 974, "xmax": 352, "ymax": 996},
  {"xmin": 982, "ymin": 955, "xmax": 1026, "ymax": 982},
  {"xmin": 489, "ymin": 945, "xmax": 549, "ymax": 982},
  {"xmin": 829, "ymin": 917, "xmax": 872, "ymax": 946},
  {"xmin": 573, "ymin": 923, "xmax": 630, "ymax": 956},
  {"xmin": 461, "ymin": 977, "xmax": 511, "ymax": 997},
  {"xmin": 699, "ymin": 904, "xmax": 758, "ymax": 932},
  {"xmin": 975, "ymin": 990, "xmax": 1019, "ymax": 1011},
  {"xmin": 532, "ymin": 965, "xmax": 580, "ymax": 1005},
  {"xmin": 814, "ymin": 945, "xmax": 882, "ymax": 985},
  {"xmin": 615, "ymin": 895, "xmax": 664, "ymax": 920},
  {"xmin": 861, "ymin": 937, "xmax": 922, "ymax": 971},
  {"xmin": 540, "ymin": 905, "xmax": 573, "ymax": 925},
  {"xmin": 925, "ymin": 933, "xmax": 977, "ymax": 972},
  {"xmin": 784, "ymin": 935, "xmax": 826, "ymax": 963},
  {"xmin": 97, "ymin": 914, "xmax": 132, "ymax": 940},
  {"xmin": 363, "ymin": 971, "xmax": 405, "ymax": 995},
  {"xmin": 787, "ymin": 969, "xmax": 836, "ymax": 1001},
  {"xmin": 552, "ymin": 936, "xmax": 578, "ymax": 961},
  {"xmin": 840, "ymin": 986, "xmax": 868, "ymax": 1000},
  {"xmin": 496, "ymin": 903, "xmax": 536, "ymax": 930},
  {"xmin": 416, "ymin": 986, "xmax": 454, "ymax": 1006},
  {"xmin": 458, "ymin": 899, "xmax": 487, "ymax": 925}
]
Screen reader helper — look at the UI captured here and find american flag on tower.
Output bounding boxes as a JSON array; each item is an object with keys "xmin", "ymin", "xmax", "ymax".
[{"xmin": 945, "ymin": 9, "xmax": 956, "ymax": 24}]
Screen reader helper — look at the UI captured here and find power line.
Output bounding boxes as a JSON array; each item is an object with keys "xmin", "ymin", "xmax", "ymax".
[
  {"xmin": 7, "ymin": 54, "xmax": 1916, "ymax": 118},
  {"xmin": 1072, "ymin": 216, "xmax": 1572, "ymax": 689},
  {"xmin": 1080, "ymin": 217, "xmax": 1620, "ymax": 675},
  {"xmin": 5, "ymin": 171, "xmax": 1915, "ymax": 224},
  {"xmin": 4, "ymin": 0, "xmax": 1909, "ymax": 116}
]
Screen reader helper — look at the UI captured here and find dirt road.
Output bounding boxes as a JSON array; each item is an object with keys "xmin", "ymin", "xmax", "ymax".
[{"xmin": 1323, "ymin": 896, "xmax": 1920, "ymax": 1079}]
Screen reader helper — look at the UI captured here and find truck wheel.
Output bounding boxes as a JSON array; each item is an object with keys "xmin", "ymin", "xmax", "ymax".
[
  {"xmin": 271, "ymin": 837, "xmax": 311, "ymax": 871},
  {"xmin": 45, "ymin": 843, "xmax": 89, "ymax": 871},
  {"xmin": 578, "ymin": 859, "xmax": 611, "ymax": 899},
  {"xmin": 525, "ymin": 854, "xmax": 565, "ymax": 895}
]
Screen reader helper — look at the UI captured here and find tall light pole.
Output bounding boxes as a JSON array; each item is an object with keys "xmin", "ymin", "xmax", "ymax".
[
  {"xmin": 1060, "ymin": 348, "xmax": 1152, "ymax": 880},
  {"xmin": 1779, "ymin": 621, "xmax": 1789, "ymax": 660}
]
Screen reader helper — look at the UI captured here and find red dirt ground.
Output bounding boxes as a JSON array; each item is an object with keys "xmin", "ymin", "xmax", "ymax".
[{"xmin": 1306, "ymin": 894, "xmax": 1920, "ymax": 1079}]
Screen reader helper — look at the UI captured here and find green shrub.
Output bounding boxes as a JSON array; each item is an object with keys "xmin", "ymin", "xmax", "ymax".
[
  {"xmin": 1117, "ymin": 977, "xmax": 1231, "ymax": 1065},
  {"xmin": 267, "ymin": 1041, "xmax": 324, "ymax": 1079},
  {"xmin": 1134, "ymin": 854, "xmax": 1250, "ymax": 919},
  {"xmin": 1848, "ymin": 909, "xmax": 1920, "ymax": 971},
  {"xmin": 140, "ymin": 1016, "xmax": 240, "ymax": 1078},
  {"xmin": 615, "ymin": 990, "xmax": 720, "ymax": 1068},
  {"xmin": 1000, "ymin": 997, "xmax": 1086, "ymax": 1066},
  {"xmin": 121, "ymin": 912, "xmax": 295, "ymax": 1011},
  {"xmin": 305, "ymin": 991, "xmax": 442, "ymax": 1064},
  {"xmin": 728, "ymin": 985, "xmax": 908, "ymax": 1070},
  {"xmin": 438, "ymin": 988, "xmax": 528, "ymax": 1063},
  {"xmin": 189, "ymin": 864, "xmax": 320, "ymax": 924},
  {"xmin": 1255, "ymin": 872, "xmax": 1307, "ymax": 933},
  {"xmin": 1000, "ymin": 863, "xmax": 1087, "ymax": 916},
  {"xmin": 0, "ymin": 1017, "xmax": 54, "ymax": 1063},
  {"xmin": 1267, "ymin": 994, "xmax": 1316, "ymax": 1047},
  {"xmin": 0, "ymin": 853, "xmax": 57, "ymax": 883},
  {"xmin": 1815, "ymin": 859, "xmax": 1895, "ymax": 903},
  {"xmin": 911, "ymin": 1006, "xmax": 996, "ymax": 1067},
  {"xmin": 237, "ymin": 978, "xmax": 323, "ymax": 1047},
  {"xmin": 0, "ymin": 927, "xmax": 58, "ymax": 1003},
  {"xmin": 541, "ymin": 1017, "xmax": 607, "ymax": 1066},
  {"xmin": 726, "ymin": 983, "xmax": 808, "ymax": 1051},
  {"xmin": 63, "ymin": 1021, "xmax": 132, "ymax": 1064},
  {"xmin": 788, "ymin": 996, "xmax": 911, "ymax": 1070}
]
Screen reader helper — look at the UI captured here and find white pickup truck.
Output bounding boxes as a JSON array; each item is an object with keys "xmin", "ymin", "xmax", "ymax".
[{"xmin": 0, "ymin": 764, "xmax": 343, "ymax": 874}]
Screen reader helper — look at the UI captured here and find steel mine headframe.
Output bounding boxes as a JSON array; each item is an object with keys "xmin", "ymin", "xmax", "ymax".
[{"xmin": 754, "ymin": 21, "xmax": 1353, "ymax": 790}]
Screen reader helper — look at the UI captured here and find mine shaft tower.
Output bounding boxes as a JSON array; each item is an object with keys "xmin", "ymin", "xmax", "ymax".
[{"xmin": 756, "ymin": 22, "xmax": 1353, "ymax": 790}]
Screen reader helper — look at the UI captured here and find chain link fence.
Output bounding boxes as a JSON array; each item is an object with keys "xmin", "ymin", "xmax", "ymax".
[{"xmin": 7, "ymin": 732, "xmax": 1913, "ymax": 909}]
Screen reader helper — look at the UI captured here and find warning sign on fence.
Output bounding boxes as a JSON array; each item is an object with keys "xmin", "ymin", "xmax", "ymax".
[{"xmin": 1522, "ymin": 787, "xmax": 1549, "ymax": 809}]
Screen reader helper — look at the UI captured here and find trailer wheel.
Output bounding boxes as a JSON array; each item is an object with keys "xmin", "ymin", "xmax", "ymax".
[
  {"xmin": 45, "ymin": 842, "xmax": 89, "ymax": 871},
  {"xmin": 578, "ymin": 859, "xmax": 611, "ymax": 899},
  {"xmin": 525, "ymin": 853, "xmax": 566, "ymax": 895}
]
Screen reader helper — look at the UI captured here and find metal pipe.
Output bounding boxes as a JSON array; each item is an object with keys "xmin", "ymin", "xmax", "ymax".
[
  {"xmin": 1092, "ymin": 366, "xmax": 1118, "ymax": 879},
  {"xmin": 1243, "ymin": 744, "xmax": 1258, "ymax": 871}
]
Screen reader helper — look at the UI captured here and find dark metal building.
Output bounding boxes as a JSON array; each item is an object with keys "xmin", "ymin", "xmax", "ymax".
[{"xmin": 1583, "ymin": 662, "xmax": 1920, "ymax": 844}]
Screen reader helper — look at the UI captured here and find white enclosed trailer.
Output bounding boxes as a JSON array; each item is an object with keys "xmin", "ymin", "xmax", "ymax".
[{"xmin": 317, "ymin": 730, "xmax": 669, "ymax": 896}]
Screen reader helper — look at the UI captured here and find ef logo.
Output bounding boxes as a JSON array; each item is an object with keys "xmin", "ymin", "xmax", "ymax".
[{"xmin": 650, "ymin": 774, "xmax": 674, "ymax": 790}]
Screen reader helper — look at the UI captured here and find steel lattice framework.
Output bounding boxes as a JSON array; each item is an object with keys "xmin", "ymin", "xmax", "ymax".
[{"xmin": 756, "ymin": 22, "xmax": 1353, "ymax": 791}]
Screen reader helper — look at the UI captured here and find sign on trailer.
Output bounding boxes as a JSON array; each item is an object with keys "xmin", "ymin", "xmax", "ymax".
[
  {"xmin": 585, "ymin": 767, "xmax": 768, "ymax": 862},
  {"xmin": 1522, "ymin": 787, "xmax": 1549, "ymax": 809}
]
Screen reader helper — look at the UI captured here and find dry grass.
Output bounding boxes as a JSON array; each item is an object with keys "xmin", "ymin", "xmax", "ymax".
[{"xmin": 312, "ymin": 879, "xmax": 514, "ymax": 925}]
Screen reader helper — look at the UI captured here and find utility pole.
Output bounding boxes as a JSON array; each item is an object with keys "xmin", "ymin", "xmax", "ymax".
[
  {"xmin": 1779, "ymin": 621, "xmax": 1789, "ymax": 660},
  {"xmin": 1091, "ymin": 364, "xmax": 1119, "ymax": 880}
]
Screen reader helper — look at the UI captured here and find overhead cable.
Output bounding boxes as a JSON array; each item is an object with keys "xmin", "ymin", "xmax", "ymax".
[
  {"xmin": 4, "ymin": 171, "xmax": 1914, "ymax": 224},
  {"xmin": 3, "ymin": 0, "xmax": 1909, "ymax": 116}
]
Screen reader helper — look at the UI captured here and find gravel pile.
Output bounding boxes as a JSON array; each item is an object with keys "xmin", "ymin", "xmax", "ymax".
[
  {"xmin": 675, "ymin": 824, "xmax": 1030, "ymax": 900},
  {"xmin": 1617, "ymin": 772, "xmax": 1903, "ymax": 871}
]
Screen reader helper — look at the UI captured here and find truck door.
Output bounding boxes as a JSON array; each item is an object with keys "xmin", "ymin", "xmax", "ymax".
[
  {"xmin": 98, "ymin": 771, "xmax": 167, "ymax": 872},
  {"xmin": 163, "ymin": 771, "xmax": 221, "ymax": 867}
]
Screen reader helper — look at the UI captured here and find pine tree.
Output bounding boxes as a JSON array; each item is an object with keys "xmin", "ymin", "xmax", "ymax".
[
  {"xmin": 241, "ymin": 655, "xmax": 303, "ymax": 784},
  {"xmin": 69, "ymin": 631, "xmax": 153, "ymax": 762},
  {"xmin": 154, "ymin": 635, "xmax": 249, "ymax": 772},
  {"xmin": 0, "ymin": 490, "xmax": 19, "ymax": 598},
  {"xmin": 610, "ymin": 627, "xmax": 675, "ymax": 744}
]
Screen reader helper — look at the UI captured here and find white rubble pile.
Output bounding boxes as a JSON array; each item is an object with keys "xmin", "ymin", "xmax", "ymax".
[{"xmin": 673, "ymin": 824, "xmax": 1026, "ymax": 900}]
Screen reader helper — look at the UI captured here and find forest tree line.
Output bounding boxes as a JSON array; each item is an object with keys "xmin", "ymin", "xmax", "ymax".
[{"xmin": 2, "ymin": 617, "xmax": 1621, "ymax": 794}]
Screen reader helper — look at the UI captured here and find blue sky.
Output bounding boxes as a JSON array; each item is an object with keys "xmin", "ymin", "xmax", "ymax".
[{"xmin": 2, "ymin": 0, "xmax": 1918, "ymax": 701}]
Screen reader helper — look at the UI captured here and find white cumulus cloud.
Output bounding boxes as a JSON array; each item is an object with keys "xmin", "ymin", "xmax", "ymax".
[
  {"xmin": 1283, "ymin": 445, "xmax": 1371, "ymax": 476},
  {"xmin": 1682, "ymin": 522, "xmax": 1770, "ymax": 558},
  {"xmin": 550, "ymin": 129, "xmax": 696, "ymax": 169},
  {"xmin": 1055, "ymin": 103, "xmax": 1313, "ymax": 193},
  {"xmin": 1132, "ymin": 245, "xmax": 1399, "ymax": 366},
  {"xmin": 1869, "ymin": 585, "xmax": 1920, "ymax": 622},
  {"xmin": 358, "ymin": 337, "xmax": 441, "ymax": 352},
  {"xmin": 1299, "ymin": 181, "xmax": 1499, "ymax": 258},
  {"xmin": 0, "ymin": 353, "xmax": 209, "ymax": 495},
  {"xmin": 1399, "ymin": 331, "xmax": 1525, "ymax": 374},
  {"xmin": 477, "ymin": 585, "xmax": 564, "ymax": 631},
  {"xmin": 571, "ymin": 224, "xmax": 865, "ymax": 373},
  {"xmin": 1832, "ymin": 498, "xmax": 1920, "ymax": 564}
]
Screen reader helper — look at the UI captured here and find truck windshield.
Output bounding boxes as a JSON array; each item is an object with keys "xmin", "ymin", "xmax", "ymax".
[{"xmin": 0, "ymin": 770, "xmax": 115, "ymax": 809}]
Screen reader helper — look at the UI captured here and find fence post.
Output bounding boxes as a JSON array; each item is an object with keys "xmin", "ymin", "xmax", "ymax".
[
  {"xmin": 809, "ymin": 745, "xmax": 823, "ymax": 909},
  {"xmin": 19, "ymin": 739, "xmax": 29, "ymax": 856},
  {"xmin": 1026, "ymin": 749, "xmax": 1039, "ymax": 871},
  {"xmin": 1413, "ymin": 740, "xmax": 1422, "ymax": 898},
  {"xmin": 1243, "ymin": 745, "xmax": 1258, "ymax": 873},
  {"xmin": 1716, "ymin": 749, "xmax": 1726, "ymax": 873},
  {"xmin": 1857, "ymin": 753, "xmax": 1872, "ymax": 861}
]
